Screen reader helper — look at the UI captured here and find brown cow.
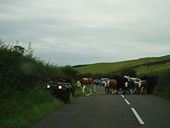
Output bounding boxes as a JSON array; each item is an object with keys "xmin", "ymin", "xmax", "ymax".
[
  {"xmin": 79, "ymin": 78, "xmax": 95, "ymax": 94},
  {"xmin": 105, "ymin": 79, "xmax": 117, "ymax": 94},
  {"xmin": 80, "ymin": 78, "xmax": 93, "ymax": 86},
  {"xmin": 132, "ymin": 80, "xmax": 148, "ymax": 94},
  {"xmin": 140, "ymin": 80, "xmax": 148, "ymax": 94}
]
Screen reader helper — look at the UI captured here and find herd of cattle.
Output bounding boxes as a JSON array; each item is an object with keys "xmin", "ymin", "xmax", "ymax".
[
  {"xmin": 78, "ymin": 76, "xmax": 150, "ymax": 95},
  {"xmin": 46, "ymin": 76, "xmax": 155, "ymax": 103}
]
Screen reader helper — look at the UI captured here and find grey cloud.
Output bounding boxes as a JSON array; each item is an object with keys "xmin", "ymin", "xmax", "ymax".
[{"xmin": 0, "ymin": 0, "xmax": 170, "ymax": 65}]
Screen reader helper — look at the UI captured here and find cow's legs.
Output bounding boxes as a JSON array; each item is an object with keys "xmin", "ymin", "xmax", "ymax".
[
  {"xmin": 93, "ymin": 85, "xmax": 96, "ymax": 93},
  {"xmin": 89, "ymin": 85, "xmax": 94, "ymax": 95},
  {"xmin": 140, "ymin": 86, "xmax": 145, "ymax": 94},
  {"xmin": 113, "ymin": 89, "xmax": 117, "ymax": 94},
  {"xmin": 129, "ymin": 89, "xmax": 133, "ymax": 95},
  {"xmin": 82, "ymin": 85, "xmax": 86, "ymax": 93}
]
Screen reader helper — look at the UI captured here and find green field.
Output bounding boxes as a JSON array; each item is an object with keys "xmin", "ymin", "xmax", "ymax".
[
  {"xmin": 74, "ymin": 55, "xmax": 170, "ymax": 76},
  {"xmin": 136, "ymin": 62, "xmax": 170, "ymax": 76}
]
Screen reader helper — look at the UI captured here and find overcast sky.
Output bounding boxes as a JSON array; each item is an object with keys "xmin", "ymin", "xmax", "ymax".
[{"xmin": 0, "ymin": 0, "xmax": 170, "ymax": 66}]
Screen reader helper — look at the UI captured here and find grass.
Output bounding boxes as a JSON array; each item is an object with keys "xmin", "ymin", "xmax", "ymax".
[
  {"xmin": 73, "ymin": 86, "xmax": 95, "ymax": 97},
  {"xmin": 0, "ymin": 100, "xmax": 63, "ymax": 128},
  {"xmin": 0, "ymin": 85, "xmax": 85, "ymax": 128},
  {"xmin": 0, "ymin": 88, "xmax": 64, "ymax": 128},
  {"xmin": 75, "ymin": 55, "xmax": 170, "ymax": 74},
  {"xmin": 74, "ymin": 86, "xmax": 84, "ymax": 97},
  {"xmin": 136, "ymin": 62, "xmax": 170, "ymax": 76},
  {"xmin": 153, "ymin": 85, "xmax": 170, "ymax": 99}
]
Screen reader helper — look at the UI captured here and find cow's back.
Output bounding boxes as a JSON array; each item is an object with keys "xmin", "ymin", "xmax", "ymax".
[
  {"xmin": 108, "ymin": 79, "xmax": 117, "ymax": 89},
  {"xmin": 80, "ymin": 78, "xmax": 93, "ymax": 86}
]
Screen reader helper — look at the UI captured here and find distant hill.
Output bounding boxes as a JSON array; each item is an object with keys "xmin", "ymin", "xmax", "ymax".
[{"xmin": 74, "ymin": 55, "xmax": 170, "ymax": 76}]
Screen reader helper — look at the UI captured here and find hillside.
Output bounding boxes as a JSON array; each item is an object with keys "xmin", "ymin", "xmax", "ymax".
[{"xmin": 74, "ymin": 55, "xmax": 170, "ymax": 75}]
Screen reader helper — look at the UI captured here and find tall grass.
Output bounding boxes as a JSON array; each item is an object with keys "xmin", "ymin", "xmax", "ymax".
[{"xmin": 0, "ymin": 87, "xmax": 64, "ymax": 128}]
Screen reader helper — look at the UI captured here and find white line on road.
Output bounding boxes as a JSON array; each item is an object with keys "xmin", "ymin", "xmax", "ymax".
[
  {"xmin": 121, "ymin": 95, "xmax": 124, "ymax": 98},
  {"xmin": 131, "ymin": 108, "xmax": 145, "ymax": 125},
  {"xmin": 124, "ymin": 99, "xmax": 130, "ymax": 105}
]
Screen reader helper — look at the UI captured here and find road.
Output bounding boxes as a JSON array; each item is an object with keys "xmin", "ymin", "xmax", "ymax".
[{"xmin": 32, "ymin": 86, "xmax": 170, "ymax": 128}]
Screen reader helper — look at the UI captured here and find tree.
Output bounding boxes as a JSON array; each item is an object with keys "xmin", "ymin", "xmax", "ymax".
[
  {"xmin": 61, "ymin": 65, "xmax": 78, "ymax": 80},
  {"xmin": 13, "ymin": 45, "xmax": 25, "ymax": 54}
]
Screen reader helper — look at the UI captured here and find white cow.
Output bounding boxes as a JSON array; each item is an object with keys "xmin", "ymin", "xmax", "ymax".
[{"xmin": 124, "ymin": 76, "xmax": 143, "ymax": 94}]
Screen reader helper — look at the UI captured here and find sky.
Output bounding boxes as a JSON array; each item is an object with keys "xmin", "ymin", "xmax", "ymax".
[{"xmin": 0, "ymin": 0, "xmax": 170, "ymax": 66}]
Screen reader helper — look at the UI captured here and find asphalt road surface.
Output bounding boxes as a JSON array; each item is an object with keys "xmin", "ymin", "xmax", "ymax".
[{"xmin": 32, "ymin": 86, "xmax": 170, "ymax": 128}]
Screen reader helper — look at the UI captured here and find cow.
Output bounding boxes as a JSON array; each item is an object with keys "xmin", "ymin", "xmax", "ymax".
[
  {"xmin": 76, "ymin": 80, "xmax": 81, "ymax": 87},
  {"xmin": 112, "ymin": 76, "xmax": 130, "ymax": 94},
  {"xmin": 123, "ymin": 76, "xmax": 142, "ymax": 94},
  {"xmin": 79, "ymin": 78, "xmax": 95, "ymax": 94},
  {"xmin": 124, "ymin": 76, "xmax": 149, "ymax": 94},
  {"xmin": 141, "ymin": 76, "xmax": 158, "ymax": 94},
  {"xmin": 105, "ymin": 79, "xmax": 117, "ymax": 94},
  {"xmin": 140, "ymin": 80, "xmax": 148, "ymax": 94}
]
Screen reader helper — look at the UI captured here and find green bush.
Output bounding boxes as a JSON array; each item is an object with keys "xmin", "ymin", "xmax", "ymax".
[
  {"xmin": 152, "ymin": 69, "xmax": 170, "ymax": 99},
  {"xmin": 0, "ymin": 42, "xmax": 67, "ymax": 93},
  {"xmin": 0, "ymin": 41, "xmax": 79, "ymax": 128},
  {"xmin": 157, "ymin": 69, "xmax": 170, "ymax": 86},
  {"xmin": 154, "ymin": 85, "xmax": 170, "ymax": 99}
]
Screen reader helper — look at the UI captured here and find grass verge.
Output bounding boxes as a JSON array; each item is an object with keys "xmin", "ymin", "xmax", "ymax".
[
  {"xmin": 153, "ymin": 85, "xmax": 170, "ymax": 99},
  {"xmin": 0, "ymin": 89, "xmax": 64, "ymax": 128},
  {"xmin": 0, "ymin": 85, "xmax": 85, "ymax": 128}
]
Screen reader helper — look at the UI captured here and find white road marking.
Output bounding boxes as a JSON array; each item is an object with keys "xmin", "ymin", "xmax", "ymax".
[
  {"xmin": 120, "ymin": 94, "xmax": 144, "ymax": 125},
  {"xmin": 131, "ymin": 108, "xmax": 145, "ymax": 125},
  {"xmin": 124, "ymin": 99, "xmax": 130, "ymax": 105},
  {"xmin": 121, "ymin": 95, "xmax": 124, "ymax": 98}
]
